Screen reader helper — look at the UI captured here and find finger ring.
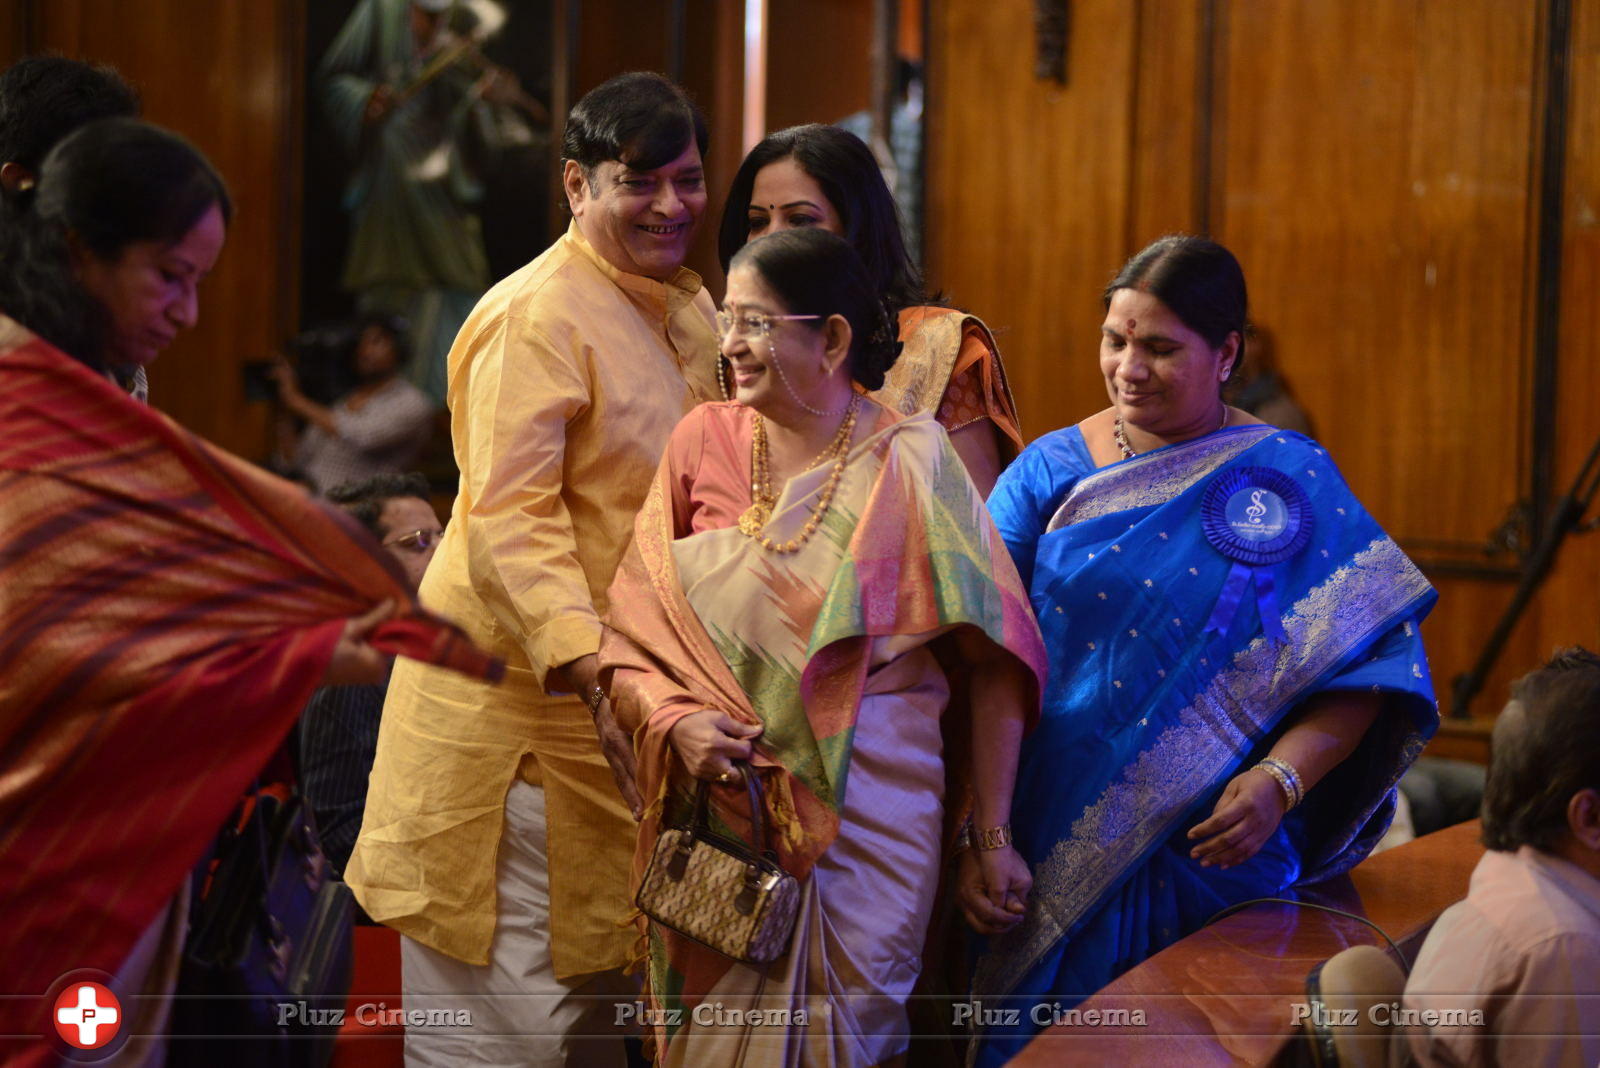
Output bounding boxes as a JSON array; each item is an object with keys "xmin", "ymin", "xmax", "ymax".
[{"xmin": 717, "ymin": 770, "xmax": 734, "ymax": 783}]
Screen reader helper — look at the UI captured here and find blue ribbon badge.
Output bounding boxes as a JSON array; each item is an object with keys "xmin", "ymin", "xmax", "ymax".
[{"xmin": 1199, "ymin": 467, "xmax": 1312, "ymax": 643}]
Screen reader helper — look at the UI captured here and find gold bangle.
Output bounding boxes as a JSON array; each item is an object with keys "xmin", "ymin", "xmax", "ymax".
[
  {"xmin": 974, "ymin": 824, "xmax": 1013, "ymax": 851},
  {"xmin": 585, "ymin": 683, "xmax": 606, "ymax": 716},
  {"xmin": 1260, "ymin": 756, "xmax": 1304, "ymax": 806},
  {"xmin": 1254, "ymin": 759, "xmax": 1301, "ymax": 810}
]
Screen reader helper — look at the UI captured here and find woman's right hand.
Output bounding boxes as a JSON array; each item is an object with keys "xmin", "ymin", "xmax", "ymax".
[
  {"xmin": 667, "ymin": 709, "xmax": 763, "ymax": 782},
  {"xmin": 321, "ymin": 600, "xmax": 396, "ymax": 687},
  {"xmin": 957, "ymin": 845, "xmax": 1031, "ymax": 936}
]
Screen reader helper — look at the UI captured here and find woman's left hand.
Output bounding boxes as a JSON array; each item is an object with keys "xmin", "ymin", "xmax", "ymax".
[{"xmin": 1187, "ymin": 768, "xmax": 1287, "ymax": 869}]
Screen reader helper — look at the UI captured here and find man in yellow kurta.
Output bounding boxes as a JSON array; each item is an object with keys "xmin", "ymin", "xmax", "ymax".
[{"xmin": 345, "ymin": 73, "xmax": 720, "ymax": 1065}]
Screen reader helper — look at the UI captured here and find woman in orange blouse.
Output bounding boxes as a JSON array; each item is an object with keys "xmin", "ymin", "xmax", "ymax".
[{"xmin": 718, "ymin": 123, "xmax": 1022, "ymax": 494}]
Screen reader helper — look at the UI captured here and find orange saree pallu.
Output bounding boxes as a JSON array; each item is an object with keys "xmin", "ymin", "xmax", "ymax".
[
  {"xmin": 602, "ymin": 402, "xmax": 1046, "ymax": 1066},
  {"xmin": 0, "ymin": 320, "xmax": 500, "ymax": 1061}
]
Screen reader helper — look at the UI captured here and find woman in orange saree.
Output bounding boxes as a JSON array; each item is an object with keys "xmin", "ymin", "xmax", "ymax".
[{"xmin": 603, "ymin": 228, "xmax": 1047, "ymax": 1066}]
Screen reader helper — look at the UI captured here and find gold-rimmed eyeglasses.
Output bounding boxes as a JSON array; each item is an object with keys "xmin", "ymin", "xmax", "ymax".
[
  {"xmin": 714, "ymin": 309, "xmax": 822, "ymax": 341},
  {"xmin": 383, "ymin": 527, "xmax": 445, "ymax": 553}
]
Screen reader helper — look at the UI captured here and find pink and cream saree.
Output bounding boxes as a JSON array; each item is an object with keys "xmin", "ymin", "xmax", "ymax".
[{"xmin": 602, "ymin": 401, "xmax": 1045, "ymax": 1066}]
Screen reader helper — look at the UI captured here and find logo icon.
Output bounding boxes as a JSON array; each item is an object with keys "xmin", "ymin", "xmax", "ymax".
[
  {"xmin": 53, "ymin": 982, "xmax": 121, "ymax": 1049},
  {"xmin": 1224, "ymin": 485, "xmax": 1288, "ymax": 540}
]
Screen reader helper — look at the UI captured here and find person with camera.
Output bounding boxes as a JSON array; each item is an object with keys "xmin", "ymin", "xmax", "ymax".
[{"xmin": 273, "ymin": 312, "xmax": 436, "ymax": 494}]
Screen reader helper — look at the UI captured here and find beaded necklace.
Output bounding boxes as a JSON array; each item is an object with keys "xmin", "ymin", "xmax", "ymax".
[
  {"xmin": 1114, "ymin": 405, "xmax": 1228, "ymax": 459},
  {"xmin": 738, "ymin": 393, "xmax": 861, "ymax": 553}
]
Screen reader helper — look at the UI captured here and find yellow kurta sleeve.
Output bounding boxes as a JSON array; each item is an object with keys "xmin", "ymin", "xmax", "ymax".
[{"xmin": 457, "ymin": 312, "xmax": 598, "ymax": 690}]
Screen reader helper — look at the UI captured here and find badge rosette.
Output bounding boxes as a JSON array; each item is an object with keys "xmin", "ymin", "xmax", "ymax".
[{"xmin": 1199, "ymin": 466, "xmax": 1313, "ymax": 644}]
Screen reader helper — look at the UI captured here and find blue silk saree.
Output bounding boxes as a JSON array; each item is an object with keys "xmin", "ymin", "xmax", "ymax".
[{"xmin": 972, "ymin": 424, "xmax": 1437, "ymax": 1063}]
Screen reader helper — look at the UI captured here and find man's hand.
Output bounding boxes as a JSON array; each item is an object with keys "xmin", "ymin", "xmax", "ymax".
[
  {"xmin": 592, "ymin": 696, "xmax": 642, "ymax": 821},
  {"xmin": 557, "ymin": 654, "xmax": 643, "ymax": 819}
]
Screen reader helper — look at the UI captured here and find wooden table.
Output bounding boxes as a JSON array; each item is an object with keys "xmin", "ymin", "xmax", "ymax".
[{"xmin": 1009, "ymin": 820, "xmax": 1484, "ymax": 1066}]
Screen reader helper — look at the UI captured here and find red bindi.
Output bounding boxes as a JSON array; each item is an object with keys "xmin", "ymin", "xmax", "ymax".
[{"xmin": 1126, "ymin": 318, "xmax": 1138, "ymax": 335}]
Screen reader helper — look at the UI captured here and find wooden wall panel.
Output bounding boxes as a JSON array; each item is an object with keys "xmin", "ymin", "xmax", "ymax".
[
  {"xmin": 25, "ymin": 0, "xmax": 299, "ymax": 459},
  {"xmin": 1423, "ymin": 575, "xmax": 1534, "ymax": 722},
  {"xmin": 574, "ymin": 0, "xmax": 670, "ymax": 93},
  {"xmin": 573, "ymin": 0, "xmax": 742, "ymax": 291},
  {"xmin": 899, "ymin": 0, "xmax": 923, "ymax": 59},
  {"xmin": 1127, "ymin": 0, "xmax": 1209, "ymax": 244},
  {"xmin": 682, "ymin": 0, "xmax": 745, "ymax": 295},
  {"xmin": 1213, "ymin": 1, "xmax": 1538, "ymax": 549},
  {"xmin": 1539, "ymin": 0, "xmax": 1600, "ymax": 661},
  {"xmin": 765, "ymin": 0, "xmax": 873, "ymax": 132},
  {"xmin": 0, "ymin": 3, "xmax": 25, "ymax": 64},
  {"xmin": 926, "ymin": 0, "xmax": 1140, "ymax": 441}
]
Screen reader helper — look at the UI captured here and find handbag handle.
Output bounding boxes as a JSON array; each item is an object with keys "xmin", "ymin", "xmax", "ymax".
[{"xmin": 688, "ymin": 760, "xmax": 768, "ymax": 858}]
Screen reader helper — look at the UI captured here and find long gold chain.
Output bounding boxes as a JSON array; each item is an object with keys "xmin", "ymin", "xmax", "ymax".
[{"xmin": 738, "ymin": 394, "xmax": 861, "ymax": 553}]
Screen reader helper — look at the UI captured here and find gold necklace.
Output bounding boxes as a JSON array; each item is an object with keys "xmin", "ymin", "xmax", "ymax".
[
  {"xmin": 740, "ymin": 398, "xmax": 859, "ymax": 531},
  {"xmin": 738, "ymin": 394, "xmax": 861, "ymax": 552}
]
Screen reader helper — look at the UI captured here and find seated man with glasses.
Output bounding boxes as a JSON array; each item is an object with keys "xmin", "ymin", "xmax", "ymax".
[{"xmin": 300, "ymin": 472, "xmax": 444, "ymax": 878}]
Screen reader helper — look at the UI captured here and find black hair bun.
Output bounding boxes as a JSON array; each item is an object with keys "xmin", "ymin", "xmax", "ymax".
[{"xmin": 853, "ymin": 302, "xmax": 901, "ymax": 391}]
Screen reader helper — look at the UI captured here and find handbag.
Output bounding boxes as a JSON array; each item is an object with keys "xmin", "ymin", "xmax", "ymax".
[
  {"xmin": 171, "ymin": 780, "xmax": 354, "ymax": 1067},
  {"xmin": 635, "ymin": 762, "xmax": 800, "ymax": 964}
]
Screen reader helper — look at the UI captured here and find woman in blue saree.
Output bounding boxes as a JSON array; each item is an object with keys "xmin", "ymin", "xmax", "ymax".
[{"xmin": 968, "ymin": 236, "xmax": 1438, "ymax": 1063}]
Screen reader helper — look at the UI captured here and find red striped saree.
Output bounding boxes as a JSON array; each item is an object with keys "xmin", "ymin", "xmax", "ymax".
[{"xmin": 0, "ymin": 319, "xmax": 500, "ymax": 1060}]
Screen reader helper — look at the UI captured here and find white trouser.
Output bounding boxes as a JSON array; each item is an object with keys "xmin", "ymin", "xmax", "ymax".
[{"xmin": 400, "ymin": 780, "xmax": 634, "ymax": 1067}]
